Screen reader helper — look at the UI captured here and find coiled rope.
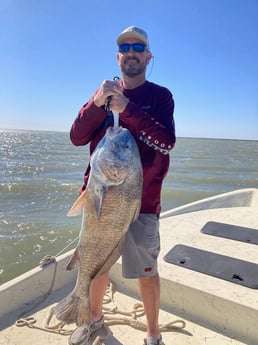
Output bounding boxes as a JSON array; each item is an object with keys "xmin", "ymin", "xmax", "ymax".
[
  {"xmin": 16, "ymin": 280, "xmax": 185, "ymax": 338},
  {"xmin": 16, "ymin": 240, "xmax": 186, "ymax": 339},
  {"xmin": 15, "ymin": 236, "xmax": 79, "ymax": 329}
]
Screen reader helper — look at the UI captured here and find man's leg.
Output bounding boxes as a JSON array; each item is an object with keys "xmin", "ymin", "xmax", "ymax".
[
  {"xmin": 69, "ymin": 272, "xmax": 110, "ymax": 345},
  {"xmin": 139, "ymin": 273, "xmax": 161, "ymax": 339},
  {"xmin": 90, "ymin": 271, "xmax": 110, "ymax": 321}
]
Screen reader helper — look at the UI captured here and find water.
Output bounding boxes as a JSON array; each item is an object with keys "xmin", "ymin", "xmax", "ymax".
[{"xmin": 0, "ymin": 129, "xmax": 257, "ymax": 285}]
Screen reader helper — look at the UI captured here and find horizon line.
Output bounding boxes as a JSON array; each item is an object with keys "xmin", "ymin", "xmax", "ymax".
[{"xmin": 1, "ymin": 127, "xmax": 257, "ymax": 142}]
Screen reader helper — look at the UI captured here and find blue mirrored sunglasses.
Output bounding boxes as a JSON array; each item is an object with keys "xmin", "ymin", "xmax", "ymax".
[{"xmin": 118, "ymin": 43, "xmax": 146, "ymax": 53}]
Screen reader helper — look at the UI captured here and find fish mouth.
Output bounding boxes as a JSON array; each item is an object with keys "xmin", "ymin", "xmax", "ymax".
[{"xmin": 106, "ymin": 126, "xmax": 123, "ymax": 136}]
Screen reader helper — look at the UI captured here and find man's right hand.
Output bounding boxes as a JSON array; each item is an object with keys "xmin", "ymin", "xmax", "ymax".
[{"xmin": 94, "ymin": 80, "xmax": 122, "ymax": 108}]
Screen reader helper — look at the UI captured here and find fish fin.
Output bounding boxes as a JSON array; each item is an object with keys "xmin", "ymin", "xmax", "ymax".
[
  {"xmin": 66, "ymin": 248, "xmax": 80, "ymax": 271},
  {"xmin": 67, "ymin": 191, "xmax": 87, "ymax": 217},
  {"xmin": 94, "ymin": 237, "xmax": 123, "ymax": 279},
  {"xmin": 52, "ymin": 290, "xmax": 90, "ymax": 326},
  {"xmin": 94, "ymin": 185, "xmax": 106, "ymax": 218},
  {"xmin": 132, "ymin": 203, "xmax": 141, "ymax": 222}
]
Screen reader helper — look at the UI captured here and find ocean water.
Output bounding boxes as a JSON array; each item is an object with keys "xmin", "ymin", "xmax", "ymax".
[{"xmin": 0, "ymin": 129, "xmax": 257, "ymax": 284}]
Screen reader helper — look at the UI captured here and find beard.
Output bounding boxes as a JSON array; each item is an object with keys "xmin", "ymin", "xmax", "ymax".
[{"xmin": 120, "ymin": 56, "xmax": 147, "ymax": 77}]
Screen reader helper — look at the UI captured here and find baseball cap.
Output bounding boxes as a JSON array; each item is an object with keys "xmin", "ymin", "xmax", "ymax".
[{"xmin": 116, "ymin": 26, "xmax": 150, "ymax": 49}]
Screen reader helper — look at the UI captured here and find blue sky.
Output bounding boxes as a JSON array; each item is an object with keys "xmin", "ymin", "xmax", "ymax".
[{"xmin": 0, "ymin": 0, "xmax": 257, "ymax": 140}]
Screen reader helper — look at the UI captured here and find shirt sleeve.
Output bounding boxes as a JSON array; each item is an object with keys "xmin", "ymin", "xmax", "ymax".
[
  {"xmin": 119, "ymin": 87, "xmax": 176, "ymax": 155},
  {"xmin": 70, "ymin": 95, "xmax": 107, "ymax": 146}
]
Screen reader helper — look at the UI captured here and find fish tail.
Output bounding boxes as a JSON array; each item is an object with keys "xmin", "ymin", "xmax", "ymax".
[{"xmin": 53, "ymin": 293, "xmax": 90, "ymax": 326}]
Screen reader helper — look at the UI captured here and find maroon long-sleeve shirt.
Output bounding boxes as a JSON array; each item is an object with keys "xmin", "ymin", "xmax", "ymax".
[{"xmin": 70, "ymin": 80, "xmax": 176, "ymax": 214}]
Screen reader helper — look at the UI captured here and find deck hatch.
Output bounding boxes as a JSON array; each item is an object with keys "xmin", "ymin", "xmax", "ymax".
[
  {"xmin": 201, "ymin": 221, "xmax": 258, "ymax": 245},
  {"xmin": 164, "ymin": 244, "xmax": 258, "ymax": 289}
]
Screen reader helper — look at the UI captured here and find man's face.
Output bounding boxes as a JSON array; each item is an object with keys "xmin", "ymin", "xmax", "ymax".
[{"xmin": 117, "ymin": 37, "xmax": 152, "ymax": 78}]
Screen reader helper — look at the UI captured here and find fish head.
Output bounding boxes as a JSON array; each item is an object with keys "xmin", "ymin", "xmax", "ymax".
[{"xmin": 90, "ymin": 126, "xmax": 141, "ymax": 186}]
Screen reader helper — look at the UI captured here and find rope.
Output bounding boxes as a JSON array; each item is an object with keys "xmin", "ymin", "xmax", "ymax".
[
  {"xmin": 39, "ymin": 236, "xmax": 79, "ymax": 269},
  {"xmin": 16, "ymin": 282, "xmax": 186, "ymax": 338},
  {"xmin": 15, "ymin": 317, "xmax": 72, "ymax": 335},
  {"xmin": 39, "ymin": 235, "xmax": 79, "ymax": 269},
  {"xmin": 15, "ymin": 238, "xmax": 186, "ymax": 338},
  {"xmin": 16, "ymin": 259, "xmax": 57, "ymax": 321},
  {"xmin": 101, "ymin": 283, "xmax": 185, "ymax": 333},
  {"xmin": 16, "ymin": 237, "xmax": 78, "ymax": 322}
]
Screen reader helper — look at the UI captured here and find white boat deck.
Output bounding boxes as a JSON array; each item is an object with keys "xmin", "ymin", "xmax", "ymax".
[
  {"xmin": 0, "ymin": 286, "xmax": 247, "ymax": 345},
  {"xmin": 1, "ymin": 188, "xmax": 257, "ymax": 345}
]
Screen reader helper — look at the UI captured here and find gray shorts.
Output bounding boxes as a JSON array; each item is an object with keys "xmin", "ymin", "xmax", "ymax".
[{"xmin": 122, "ymin": 213, "xmax": 160, "ymax": 278}]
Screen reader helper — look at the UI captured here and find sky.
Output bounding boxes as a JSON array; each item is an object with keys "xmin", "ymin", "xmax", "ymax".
[{"xmin": 0, "ymin": 0, "xmax": 257, "ymax": 140}]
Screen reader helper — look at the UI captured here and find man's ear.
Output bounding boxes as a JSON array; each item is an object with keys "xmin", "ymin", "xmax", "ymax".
[
  {"xmin": 146, "ymin": 51, "xmax": 152, "ymax": 64},
  {"xmin": 117, "ymin": 53, "xmax": 120, "ymax": 63}
]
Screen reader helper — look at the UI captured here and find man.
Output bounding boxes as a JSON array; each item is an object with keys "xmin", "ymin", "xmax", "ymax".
[{"xmin": 69, "ymin": 26, "xmax": 176, "ymax": 345}]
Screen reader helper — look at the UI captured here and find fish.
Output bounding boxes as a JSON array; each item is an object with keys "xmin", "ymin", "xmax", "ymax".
[{"xmin": 52, "ymin": 126, "xmax": 143, "ymax": 327}]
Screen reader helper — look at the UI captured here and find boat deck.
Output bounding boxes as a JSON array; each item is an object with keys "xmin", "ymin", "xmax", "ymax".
[
  {"xmin": 0, "ymin": 282, "xmax": 246, "ymax": 345},
  {"xmin": 1, "ymin": 188, "xmax": 257, "ymax": 344}
]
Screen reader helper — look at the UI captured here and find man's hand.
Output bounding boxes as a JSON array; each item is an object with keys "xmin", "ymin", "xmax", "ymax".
[{"xmin": 94, "ymin": 80, "xmax": 128, "ymax": 113}]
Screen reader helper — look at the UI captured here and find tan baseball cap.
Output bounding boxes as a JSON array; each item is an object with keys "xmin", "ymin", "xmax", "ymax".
[{"xmin": 117, "ymin": 26, "xmax": 150, "ymax": 49}]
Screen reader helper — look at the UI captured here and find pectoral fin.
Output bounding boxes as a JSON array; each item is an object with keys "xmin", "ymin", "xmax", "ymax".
[
  {"xmin": 94, "ymin": 185, "xmax": 106, "ymax": 218},
  {"xmin": 67, "ymin": 191, "xmax": 87, "ymax": 217}
]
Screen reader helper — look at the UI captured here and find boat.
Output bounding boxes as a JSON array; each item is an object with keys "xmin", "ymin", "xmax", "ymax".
[{"xmin": 1, "ymin": 188, "xmax": 257, "ymax": 345}]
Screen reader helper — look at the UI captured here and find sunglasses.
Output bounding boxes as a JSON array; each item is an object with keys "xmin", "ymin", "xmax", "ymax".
[{"xmin": 118, "ymin": 43, "xmax": 146, "ymax": 53}]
